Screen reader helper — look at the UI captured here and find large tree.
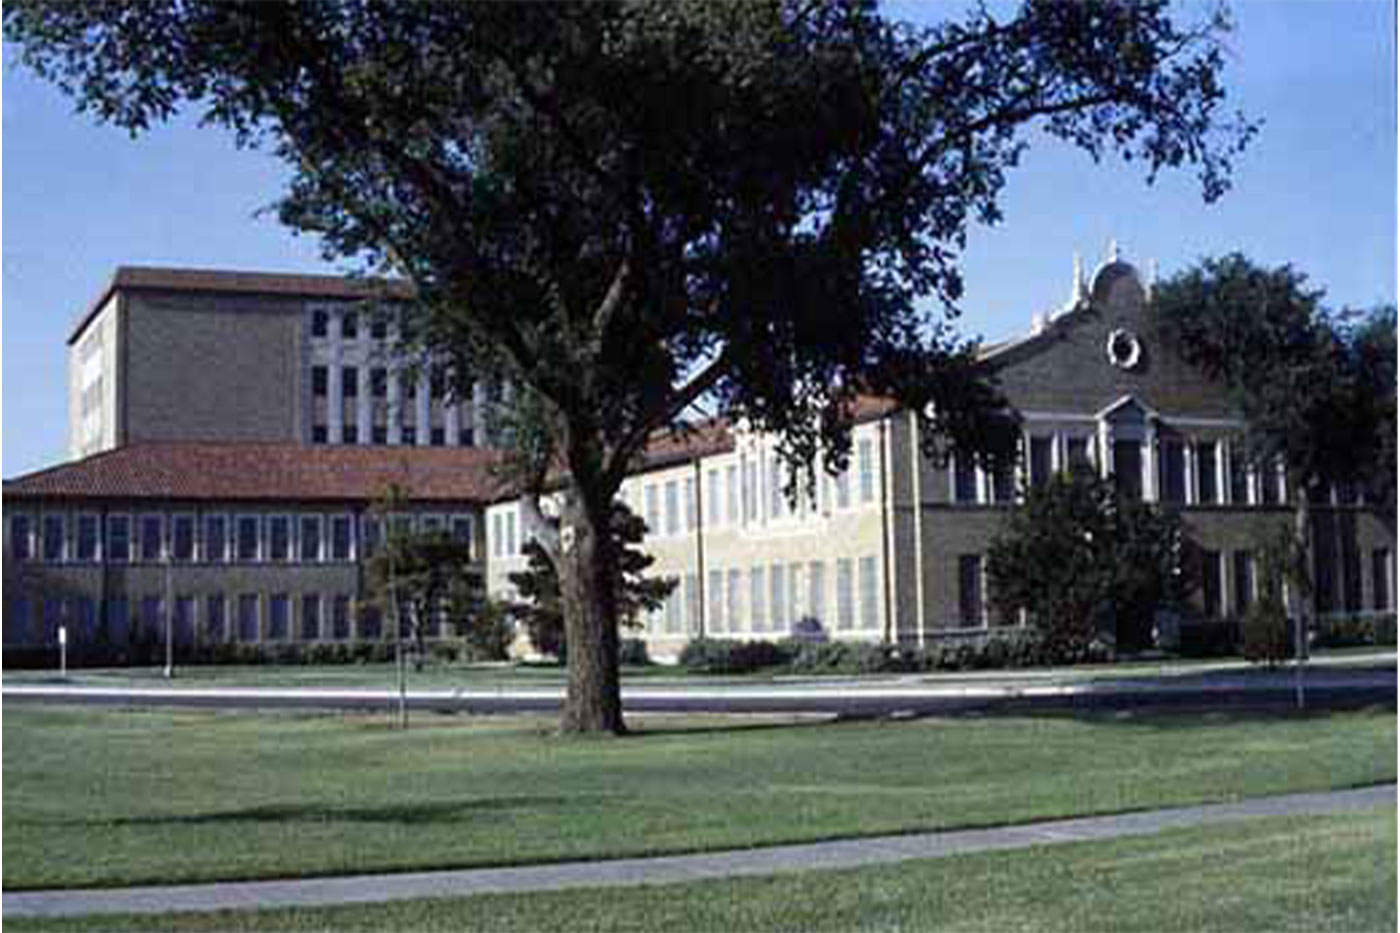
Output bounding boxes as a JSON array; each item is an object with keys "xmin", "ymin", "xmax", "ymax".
[
  {"xmin": 7, "ymin": 1, "xmax": 1255, "ymax": 732},
  {"xmin": 1153, "ymin": 255, "xmax": 1394, "ymax": 643}
]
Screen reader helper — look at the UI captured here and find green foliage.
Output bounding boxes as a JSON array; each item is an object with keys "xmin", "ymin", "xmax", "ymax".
[
  {"xmin": 510, "ymin": 502, "xmax": 676, "ymax": 659},
  {"xmin": 986, "ymin": 467, "xmax": 1190, "ymax": 661},
  {"xmin": 1241, "ymin": 598, "xmax": 1291, "ymax": 668},
  {"xmin": 617, "ymin": 638, "xmax": 653, "ymax": 667},
  {"xmin": 1311, "ymin": 613, "xmax": 1398, "ymax": 649},
  {"xmin": 463, "ymin": 600, "xmax": 516, "ymax": 662},
  {"xmin": 1154, "ymin": 256, "xmax": 1394, "ymax": 510},
  {"xmin": 677, "ymin": 638, "xmax": 794, "ymax": 675}
]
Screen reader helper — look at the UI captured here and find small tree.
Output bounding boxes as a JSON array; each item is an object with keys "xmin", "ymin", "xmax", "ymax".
[
  {"xmin": 987, "ymin": 467, "xmax": 1189, "ymax": 660},
  {"xmin": 366, "ymin": 527, "xmax": 478, "ymax": 671},
  {"xmin": 1241, "ymin": 522, "xmax": 1305, "ymax": 668},
  {"xmin": 510, "ymin": 502, "xmax": 676, "ymax": 661}
]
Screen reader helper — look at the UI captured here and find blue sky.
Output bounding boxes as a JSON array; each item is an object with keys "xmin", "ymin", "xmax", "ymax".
[{"xmin": 3, "ymin": 0, "xmax": 1395, "ymax": 478}]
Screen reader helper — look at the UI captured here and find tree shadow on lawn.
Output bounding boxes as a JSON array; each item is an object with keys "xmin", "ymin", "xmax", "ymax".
[
  {"xmin": 970, "ymin": 701, "xmax": 1397, "ymax": 732},
  {"xmin": 46, "ymin": 795, "xmax": 621, "ymax": 829}
]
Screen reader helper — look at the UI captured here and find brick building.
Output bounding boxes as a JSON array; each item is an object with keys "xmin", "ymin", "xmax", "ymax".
[{"xmin": 5, "ymin": 255, "xmax": 1393, "ymax": 662}]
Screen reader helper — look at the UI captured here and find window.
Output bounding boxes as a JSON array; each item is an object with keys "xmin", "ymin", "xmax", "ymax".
[
  {"xmin": 1064, "ymin": 434, "xmax": 1093, "ymax": 472},
  {"xmin": 341, "ymin": 424, "xmax": 358, "ymax": 445},
  {"xmin": 312, "ymin": 366, "xmax": 328, "ymax": 397},
  {"xmin": 236, "ymin": 516, "xmax": 260, "ymax": 561},
  {"xmin": 107, "ymin": 515, "xmax": 130, "ymax": 562},
  {"xmin": 401, "ymin": 426, "xmax": 417, "ymax": 445},
  {"xmin": 140, "ymin": 595, "xmax": 163, "ymax": 644},
  {"xmin": 858, "ymin": 438, "xmax": 875, "ymax": 503},
  {"xmin": 707, "ymin": 470, "xmax": 721, "ymax": 525},
  {"xmin": 726, "ymin": 465, "xmax": 739, "ymax": 523},
  {"xmin": 267, "ymin": 516, "xmax": 292, "ymax": 562},
  {"xmin": 505, "ymin": 511, "xmax": 517, "ymax": 555},
  {"xmin": 959, "ymin": 555, "xmax": 985, "ymax": 627},
  {"xmin": 769, "ymin": 460, "xmax": 784, "ymax": 520},
  {"xmin": 342, "ymin": 366, "xmax": 359, "ymax": 398},
  {"xmin": 10, "ymin": 514, "xmax": 32, "ymax": 561},
  {"xmin": 953, "ymin": 456, "xmax": 977, "ymax": 504},
  {"xmin": 371, "ymin": 368, "xmax": 388, "ymax": 398},
  {"xmin": 708, "ymin": 569, "xmax": 724, "ymax": 632},
  {"xmin": 331, "ymin": 516, "xmax": 354, "ymax": 561},
  {"xmin": 430, "ymin": 367, "xmax": 447, "ymax": 400},
  {"xmin": 1342, "ymin": 543, "xmax": 1362, "ymax": 613},
  {"xmin": 1228, "ymin": 445, "xmax": 1250, "ymax": 505},
  {"xmin": 808, "ymin": 561, "xmax": 826, "ymax": 625},
  {"xmin": 312, "ymin": 425, "xmax": 329, "ymax": 444},
  {"xmin": 1112, "ymin": 441, "xmax": 1142, "ymax": 500},
  {"xmin": 684, "ymin": 477, "xmax": 697, "ymax": 531},
  {"xmin": 361, "ymin": 605, "xmax": 383, "ymax": 640},
  {"xmin": 76, "ymin": 514, "xmax": 99, "ymax": 561},
  {"xmin": 171, "ymin": 514, "xmax": 195, "ymax": 561},
  {"xmin": 371, "ymin": 314, "xmax": 388, "ymax": 340},
  {"xmin": 1029, "ymin": 436, "xmax": 1053, "ymax": 489},
  {"xmin": 139, "ymin": 515, "xmax": 163, "ymax": 561},
  {"xmin": 685, "ymin": 574, "xmax": 699, "ymax": 634},
  {"xmin": 989, "ymin": 467, "xmax": 1014, "ymax": 505},
  {"xmin": 42, "ymin": 514, "xmax": 65, "ymax": 563},
  {"xmin": 372, "ymin": 425, "xmax": 388, "ymax": 445},
  {"xmin": 664, "ymin": 587, "xmax": 681, "ymax": 634},
  {"xmin": 268, "ymin": 594, "xmax": 290, "ymax": 640},
  {"xmin": 43, "ymin": 598, "xmax": 63, "ymax": 645},
  {"xmin": 206, "ymin": 594, "xmax": 226, "ymax": 643},
  {"xmin": 332, "ymin": 595, "xmax": 352, "ymax": 640},
  {"xmin": 726, "ymin": 569, "xmax": 742, "ymax": 635},
  {"xmin": 174, "ymin": 596, "xmax": 196, "ymax": 645},
  {"xmin": 836, "ymin": 559, "xmax": 855, "ymax": 631},
  {"xmin": 834, "ymin": 464, "xmax": 852, "ymax": 509},
  {"xmin": 341, "ymin": 310, "xmax": 358, "ymax": 339},
  {"xmin": 1373, "ymin": 550, "xmax": 1392, "ymax": 611},
  {"xmin": 452, "ymin": 516, "xmax": 473, "ymax": 558},
  {"xmin": 1195, "ymin": 442, "xmax": 1219, "ymax": 505},
  {"xmin": 311, "ymin": 309, "xmax": 329, "ymax": 338},
  {"xmin": 237, "ymin": 595, "xmax": 259, "ymax": 642},
  {"xmin": 749, "ymin": 567, "xmax": 766, "ymax": 633},
  {"xmin": 1259, "ymin": 461, "xmax": 1282, "ymax": 506},
  {"xmin": 204, "ymin": 515, "xmax": 227, "ymax": 562},
  {"xmin": 769, "ymin": 562, "xmax": 786, "ymax": 632},
  {"xmin": 106, "ymin": 597, "xmax": 130, "ymax": 646},
  {"xmin": 859, "ymin": 556, "xmax": 879, "ymax": 630},
  {"xmin": 1232, "ymin": 551, "xmax": 1255, "ymax": 615},
  {"xmin": 75, "ymin": 596, "xmax": 98, "ymax": 641},
  {"xmin": 645, "ymin": 485, "xmax": 660, "ymax": 535},
  {"xmin": 1201, "ymin": 550, "xmax": 1222, "ymax": 618},
  {"xmin": 1159, "ymin": 440, "xmax": 1186, "ymax": 504},
  {"xmin": 300, "ymin": 516, "xmax": 323, "ymax": 562},
  {"xmin": 431, "ymin": 427, "xmax": 446, "ymax": 446},
  {"xmin": 301, "ymin": 594, "xmax": 322, "ymax": 641},
  {"xmin": 459, "ymin": 427, "xmax": 475, "ymax": 447},
  {"xmin": 665, "ymin": 481, "xmax": 679, "ymax": 535},
  {"xmin": 6, "ymin": 596, "xmax": 33, "ymax": 644}
]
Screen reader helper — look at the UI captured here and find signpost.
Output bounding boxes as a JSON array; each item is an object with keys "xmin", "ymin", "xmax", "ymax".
[{"xmin": 58, "ymin": 625, "xmax": 67, "ymax": 679}]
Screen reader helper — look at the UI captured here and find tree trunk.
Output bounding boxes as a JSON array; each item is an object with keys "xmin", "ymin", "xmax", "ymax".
[
  {"xmin": 559, "ymin": 484, "xmax": 626, "ymax": 735},
  {"xmin": 1288, "ymin": 474, "xmax": 1316, "ymax": 658}
]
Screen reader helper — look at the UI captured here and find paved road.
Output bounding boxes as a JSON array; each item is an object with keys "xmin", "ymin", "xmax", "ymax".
[
  {"xmin": 6, "ymin": 784, "xmax": 1393, "ymax": 920},
  {"xmin": 5, "ymin": 664, "xmax": 1394, "ymax": 716}
]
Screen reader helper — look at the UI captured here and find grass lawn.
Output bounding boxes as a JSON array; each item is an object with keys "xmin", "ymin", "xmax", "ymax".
[
  {"xmin": 5, "ymin": 704, "xmax": 1394, "ymax": 891},
  {"xmin": 9, "ymin": 807, "xmax": 1395, "ymax": 932}
]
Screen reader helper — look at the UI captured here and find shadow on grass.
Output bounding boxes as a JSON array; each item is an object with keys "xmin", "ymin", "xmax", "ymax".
[
  {"xmin": 49, "ymin": 795, "xmax": 620, "ymax": 829},
  {"xmin": 975, "ymin": 701, "xmax": 1397, "ymax": 731}
]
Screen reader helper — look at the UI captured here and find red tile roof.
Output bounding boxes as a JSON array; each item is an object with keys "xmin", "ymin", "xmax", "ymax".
[
  {"xmin": 3, "ymin": 442, "xmax": 506, "ymax": 504},
  {"xmin": 68, "ymin": 266, "xmax": 416, "ymax": 345}
]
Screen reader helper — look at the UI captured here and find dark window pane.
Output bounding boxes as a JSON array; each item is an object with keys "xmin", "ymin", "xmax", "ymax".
[
  {"xmin": 342, "ymin": 367, "xmax": 358, "ymax": 398},
  {"xmin": 172, "ymin": 516, "xmax": 194, "ymax": 561},
  {"xmin": 431, "ymin": 427, "xmax": 446, "ymax": 446},
  {"xmin": 140, "ymin": 516, "xmax": 163, "ymax": 561},
  {"xmin": 11, "ymin": 515, "xmax": 32, "ymax": 561},
  {"xmin": 342, "ymin": 425, "xmax": 359, "ymax": 445},
  {"xmin": 341, "ymin": 311, "xmax": 357, "ymax": 339},
  {"xmin": 301, "ymin": 595, "xmax": 321, "ymax": 641},
  {"xmin": 1160, "ymin": 441, "xmax": 1186, "ymax": 504},
  {"xmin": 300, "ymin": 517, "xmax": 322, "ymax": 562},
  {"xmin": 959, "ymin": 555, "xmax": 984, "ymax": 626},
  {"xmin": 311, "ymin": 310, "xmax": 328, "ymax": 337},
  {"xmin": 459, "ymin": 428, "xmax": 474, "ymax": 447},
  {"xmin": 312, "ymin": 366, "xmax": 328, "ymax": 397},
  {"xmin": 1113, "ymin": 441, "xmax": 1142, "ymax": 500},
  {"xmin": 1029, "ymin": 436, "xmax": 1053, "ymax": 488},
  {"xmin": 1233, "ymin": 551, "xmax": 1254, "ymax": 615},
  {"xmin": 1195, "ymin": 442, "xmax": 1218, "ymax": 504},
  {"xmin": 312, "ymin": 425, "xmax": 328, "ymax": 444},
  {"xmin": 1201, "ymin": 551, "xmax": 1221, "ymax": 617},
  {"xmin": 77, "ymin": 515, "xmax": 99, "ymax": 561},
  {"xmin": 954, "ymin": 458, "xmax": 977, "ymax": 503},
  {"xmin": 372, "ymin": 425, "xmax": 388, "ymax": 444},
  {"xmin": 371, "ymin": 368, "xmax": 387, "ymax": 398},
  {"xmin": 401, "ymin": 426, "xmax": 416, "ymax": 445}
]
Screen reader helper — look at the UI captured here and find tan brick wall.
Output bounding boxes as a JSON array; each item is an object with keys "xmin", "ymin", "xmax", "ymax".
[{"xmin": 122, "ymin": 291, "xmax": 304, "ymax": 444}]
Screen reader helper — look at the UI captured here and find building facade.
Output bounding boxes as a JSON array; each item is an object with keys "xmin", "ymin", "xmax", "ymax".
[{"xmin": 7, "ymin": 256, "xmax": 1394, "ymax": 663}]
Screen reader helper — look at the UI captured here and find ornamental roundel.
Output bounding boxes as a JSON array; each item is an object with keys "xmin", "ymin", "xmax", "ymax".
[{"xmin": 1105, "ymin": 328, "xmax": 1142, "ymax": 371}]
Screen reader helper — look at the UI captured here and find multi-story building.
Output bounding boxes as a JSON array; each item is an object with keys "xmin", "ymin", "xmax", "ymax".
[{"xmin": 6, "ymin": 253, "xmax": 1394, "ymax": 663}]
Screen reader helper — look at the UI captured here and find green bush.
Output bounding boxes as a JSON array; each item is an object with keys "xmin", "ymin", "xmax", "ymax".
[
  {"xmin": 463, "ymin": 601, "xmax": 516, "ymax": 662},
  {"xmin": 1311, "ymin": 613, "xmax": 1396, "ymax": 649},
  {"xmin": 1377, "ymin": 613, "xmax": 1398, "ymax": 646}
]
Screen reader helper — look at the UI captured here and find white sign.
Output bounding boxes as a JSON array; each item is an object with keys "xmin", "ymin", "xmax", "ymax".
[{"xmin": 58, "ymin": 626, "xmax": 67, "ymax": 646}]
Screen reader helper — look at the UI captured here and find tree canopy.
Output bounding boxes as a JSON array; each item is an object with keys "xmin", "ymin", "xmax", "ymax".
[{"xmin": 6, "ymin": 0, "xmax": 1257, "ymax": 731}]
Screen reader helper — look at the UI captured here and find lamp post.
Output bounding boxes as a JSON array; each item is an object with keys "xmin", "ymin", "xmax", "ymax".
[{"xmin": 163, "ymin": 547, "xmax": 174, "ymax": 679}]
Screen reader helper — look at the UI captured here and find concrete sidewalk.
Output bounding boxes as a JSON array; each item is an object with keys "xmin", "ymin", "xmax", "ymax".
[{"xmin": 6, "ymin": 784, "xmax": 1394, "ymax": 920}]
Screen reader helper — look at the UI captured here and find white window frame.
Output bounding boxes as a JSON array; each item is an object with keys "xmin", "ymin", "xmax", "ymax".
[
  {"xmin": 75, "ymin": 512, "xmax": 101, "ymax": 563},
  {"xmin": 235, "ymin": 515, "xmax": 262, "ymax": 563},
  {"xmin": 299, "ymin": 514, "xmax": 325, "ymax": 563},
  {"xmin": 107, "ymin": 513, "xmax": 131, "ymax": 564},
  {"xmin": 170, "ymin": 512, "xmax": 196, "ymax": 563},
  {"xmin": 137, "ymin": 512, "xmax": 165, "ymax": 563},
  {"xmin": 41, "ymin": 512, "xmax": 67, "ymax": 564}
]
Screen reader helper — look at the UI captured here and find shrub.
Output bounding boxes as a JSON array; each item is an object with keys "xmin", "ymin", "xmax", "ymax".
[
  {"xmin": 618, "ymin": 638, "xmax": 652, "ymax": 666},
  {"xmin": 429, "ymin": 641, "xmax": 462, "ymax": 664},
  {"xmin": 1176, "ymin": 620, "xmax": 1241, "ymax": 658},
  {"xmin": 678, "ymin": 638, "xmax": 792, "ymax": 674},
  {"xmin": 464, "ymin": 601, "xmax": 515, "ymax": 661},
  {"xmin": 1377, "ymin": 613, "xmax": 1398, "ymax": 646},
  {"xmin": 1241, "ymin": 599, "xmax": 1290, "ymax": 667}
]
